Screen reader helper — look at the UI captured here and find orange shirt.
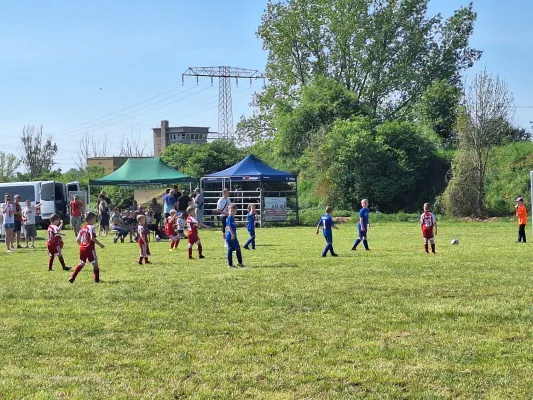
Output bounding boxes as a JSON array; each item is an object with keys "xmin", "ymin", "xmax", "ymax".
[{"xmin": 516, "ymin": 204, "xmax": 527, "ymax": 225}]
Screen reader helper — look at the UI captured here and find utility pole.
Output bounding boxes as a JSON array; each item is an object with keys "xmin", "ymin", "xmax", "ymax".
[{"xmin": 182, "ymin": 66, "xmax": 265, "ymax": 140}]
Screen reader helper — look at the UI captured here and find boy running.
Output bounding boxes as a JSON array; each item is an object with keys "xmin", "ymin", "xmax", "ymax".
[
  {"xmin": 515, "ymin": 196, "xmax": 527, "ymax": 243},
  {"xmin": 226, "ymin": 204, "xmax": 244, "ymax": 268},
  {"xmin": 243, "ymin": 204, "xmax": 257, "ymax": 250},
  {"xmin": 352, "ymin": 199, "xmax": 371, "ymax": 251},
  {"xmin": 186, "ymin": 206, "xmax": 206, "ymax": 259},
  {"xmin": 137, "ymin": 215, "xmax": 151, "ymax": 264},
  {"xmin": 165, "ymin": 210, "xmax": 180, "ymax": 250},
  {"xmin": 47, "ymin": 214, "xmax": 71, "ymax": 271},
  {"xmin": 316, "ymin": 205, "xmax": 339, "ymax": 257},
  {"xmin": 420, "ymin": 202, "xmax": 437, "ymax": 254},
  {"xmin": 69, "ymin": 212, "xmax": 105, "ymax": 283}
]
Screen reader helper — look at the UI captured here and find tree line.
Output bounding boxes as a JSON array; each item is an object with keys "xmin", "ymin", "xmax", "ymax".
[{"xmin": 3, "ymin": 0, "xmax": 531, "ymax": 217}]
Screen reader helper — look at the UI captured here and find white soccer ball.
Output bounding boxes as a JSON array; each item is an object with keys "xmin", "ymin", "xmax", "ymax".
[
  {"xmin": 451, "ymin": 238, "xmax": 459, "ymax": 245},
  {"xmin": 155, "ymin": 235, "xmax": 161, "ymax": 242}
]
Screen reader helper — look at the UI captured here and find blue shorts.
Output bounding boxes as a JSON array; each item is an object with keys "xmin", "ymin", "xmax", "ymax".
[
  {"xmin": 3, "ymin": 223, "xmax": 14, "ymax": 230},
  {"xmin": 227, "ymin": 238, "xmax": 241, "ymax": 251},
  {"xmin": 358, "ymin": 224, "xmax": 368, "ymax": 238},
  {"xmin": 323, "ymin": 232, "xmax": 332, "ymax": 243}
]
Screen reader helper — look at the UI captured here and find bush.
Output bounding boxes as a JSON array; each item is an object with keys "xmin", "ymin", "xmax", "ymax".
[{"xmin": 299, "ymin": 208, "xmax": 353, "ymax": 226}]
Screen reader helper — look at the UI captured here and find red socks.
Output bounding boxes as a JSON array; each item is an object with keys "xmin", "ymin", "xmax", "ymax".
[
  {"xmin": 424, "ymin": 244, "xmax": 429, "ymax": 253},
  {"xmin": 93, "ymin": 267, "xmax": 100, "ymax": 282},
  {"xmin": 188, "ymin": 247, "xmax": 193, "ymax": 258},
  {"xmin": 48, "ymin": 256, "xmax": 54, "ymax": 270},
  {"xmin": 431, "ymin": 244, "xmax": 436, "ymax": 253}
]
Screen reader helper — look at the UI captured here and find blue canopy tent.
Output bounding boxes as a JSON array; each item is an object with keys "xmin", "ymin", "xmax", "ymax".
[
  {"xmin": 201, "ymin": 154, "xmax": 297, "ymax": 183},
  {"xmin": 200, "ymin": 154, "xmax": 298, "ymax": 226}
]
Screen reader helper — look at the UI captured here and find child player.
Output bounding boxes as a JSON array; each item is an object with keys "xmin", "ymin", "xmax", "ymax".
[
  {"xmin": 420, "ymin": 202, "xmax": 437, "ymax": 254},
  {"xmin": 165, "ymin": 210, "xmax": 180, "ymax": 250},
  {"xmin": 177, "ymin": 212, "xmax": 186, "ymax": 239},
  {"xmin": 47, "ymin": 213, "xmax": 71, "ymax": 271},
  {"xmin": 186, "ymin": 206, "xmax": 206, "ymax": 259},
  {"xmin": 69, "ymin": 212, "xmax": 105, "ymax": 283},
  {"xmin": 352, "ymin": 199, "xmax": 371, "ymax": 251},
  {"xmin": 515, "ymin": 196, "xmax": 527, "ymax": 243},
  {"xmin": 226, "ymin": 204, "xmax": 244, "ymax": 268},
  {"xmin": 137, "ymin": 214, "xmax": 151, "ymax": 264},
  {"xmin": 316, "ymin": 205, "xmax": 339, "ymax": 257},
  {"xmin": 243, "ymin": 204, "xmax": 257, "ymax": 250}
]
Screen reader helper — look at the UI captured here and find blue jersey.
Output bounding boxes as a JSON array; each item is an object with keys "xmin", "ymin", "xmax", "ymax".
[
  {"xmin": 247, "ymin": 213, "xmax": 256, "ymax": 231},
  {"xmin": 358, "ymin": 208, "xmax": 370, "ymax": 228},
  {"xmin": 318, "ymin": 214, "xmax": 334, "ymax": 234},
  {"xmin": 225, "ymin": 215, "xmax": 238, "ymax": 241}
]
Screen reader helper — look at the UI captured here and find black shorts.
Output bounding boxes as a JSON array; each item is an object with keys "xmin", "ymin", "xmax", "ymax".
[
  {"xmin": 220, "ymin": 215, "xmax": 228, "ymax": 233},
  {"xmin": 14, "ymin": 221, "xmax": 22, "ymax": 233}
]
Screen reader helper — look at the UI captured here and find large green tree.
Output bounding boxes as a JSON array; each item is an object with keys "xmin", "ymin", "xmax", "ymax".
[{"xmin": 238, "ymin": 0, "xmax": 481, "ymax": 142}]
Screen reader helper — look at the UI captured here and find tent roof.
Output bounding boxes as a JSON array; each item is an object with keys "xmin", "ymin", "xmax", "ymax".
[
  {"xmin": 89, "ymin": 158, "xmax": 195, "ymax": 186},
  {"xmin": 203, "ymin": 154, "xmax": 297, "ymax": 182}
]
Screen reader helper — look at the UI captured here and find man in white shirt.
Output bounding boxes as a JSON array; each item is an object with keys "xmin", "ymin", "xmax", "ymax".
[
  {"xmin": 22, "ymin": 199, "xmax": 37, "ymax": 248},
  {"xmin": 216, "ymin": 189, "xmax": 231, "ymax": 246},
  {"xmin": 193, "ymin": 188, "xmax": 205, "ymax": 225}
]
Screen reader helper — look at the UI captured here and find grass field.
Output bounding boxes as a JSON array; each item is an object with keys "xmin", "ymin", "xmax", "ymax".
[{"xmin": 1, "ymin": 221, "xmax": 533, "ymax": 399}]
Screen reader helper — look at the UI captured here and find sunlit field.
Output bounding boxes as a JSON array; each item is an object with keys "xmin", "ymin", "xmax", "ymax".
[{"xmin": 1, "ymin": 221, "xmax": 532, "ymax": 399}]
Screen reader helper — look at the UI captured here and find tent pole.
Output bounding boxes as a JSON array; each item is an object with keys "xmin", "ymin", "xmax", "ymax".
[{"xmin": 295, "ymin": 177, "xmax": 299, "ymax": 225}]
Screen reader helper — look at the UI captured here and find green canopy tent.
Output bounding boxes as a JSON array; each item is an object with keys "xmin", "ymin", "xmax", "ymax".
[{"xmin": 88, "ymin": 157, "xmax": 196, "ymax": 203}]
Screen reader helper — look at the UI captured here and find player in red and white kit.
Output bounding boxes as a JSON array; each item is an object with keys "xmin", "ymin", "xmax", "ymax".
[
  {"xmin": 186, "ymin": 206, "xmax": 207, "ymax": 259},
  {"xmin": 165, "ymin": 210, "xmax": 180, "ymax": 250},
  {"xmin": 69, "ymin": 212, "xmax": 105, "ymax": 283},
  {"xmin": 46, "ymin": 213, "xmax": 71, "ymax": 271},
  {"xmin": 420, "ymin": 202, "xmax": 437, "ymax": 254},
  {"xmin": 137, "ymin": 214, "xmax": 151, "ymax": 264}
]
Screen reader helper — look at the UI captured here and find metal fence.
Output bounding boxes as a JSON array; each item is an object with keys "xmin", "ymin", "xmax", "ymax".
[{"xmin": 201, "ymin": 189, "xmax": 299, "ymax": 227}]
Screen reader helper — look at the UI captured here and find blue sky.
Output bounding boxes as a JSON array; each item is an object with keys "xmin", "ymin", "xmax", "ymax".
[{"xmin": 1, "ymin": 0, "xmax": 532, "ymax": 171}]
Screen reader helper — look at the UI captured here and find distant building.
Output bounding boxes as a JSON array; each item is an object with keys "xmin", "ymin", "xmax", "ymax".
[
  {"xmin": 87, "ymin": 157, "xmax": 134, "ymax": 174},
  {"xmin": 153, "ymin": 120, "xmax": 209, "ymax": 157}
]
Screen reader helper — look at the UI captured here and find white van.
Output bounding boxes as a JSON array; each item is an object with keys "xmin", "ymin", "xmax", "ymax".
[{"xmin": 0, "ymin": 181, "xmax": 81, "ymax": 228}]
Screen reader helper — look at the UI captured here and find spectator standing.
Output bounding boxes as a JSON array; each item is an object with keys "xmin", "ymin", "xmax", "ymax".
[
  {"xmin": 13, "ymin": 195, "xmax": 23, "ymax": 248},
  {"xmin": 22, "ymin": 199, "xmax": 37, "ymax": 248},
  {"xmin": 216, "ymin": 189, "xmax": 231, "ymax": 247},
  {"xmin": 69, "ymin": 194, "xmax": 84, "ymax": 237},
  {"xmin": 163, "ymin": 189, "xmax": 177, "ymax": 218},
  {"xmin": 151, "ymin": 198, "xmax": 163, "ymax": 226},
  {"xmin": 98, "ymin": 194, "xmax": 110, "ymax": 236},
  {"xmin": 173, "ymin": 186, "xmax": 182, "ymax": 203},
  {"xmin": 193, "ymin": 188, "xmax": 204, "ymax": 225},
  {"xmin": 177, "ymin": 190, "xmax": 192, "ymax": 219},
  {"xmin": 2, "ymin": 194, "xmax": 15, "ymax": 252}
]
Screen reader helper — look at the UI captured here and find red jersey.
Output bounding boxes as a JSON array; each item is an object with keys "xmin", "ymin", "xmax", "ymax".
[
  {"xmin": 187, "ymin": 216, "xmax": 199, "ymax": 242},
  {"xmin": 420, "ymin": 212, "xmax": 436, "ymax": 230},
  {"xmin": 164, "ymin": 218, "xmax": 176, "ymax": 237},
  {"xmin": 137, "ymin": 225, "xmax": 149, "ymax": 244},
  {"xmin": 47, "ymin": 224, "xmax": 62, "ymax": 247},
  {"xmin": 70, "ymin": 200, "xmax": 83, "ymax": 217},
  {"xmin": 77, "ymin": 224, "xmax": 96, "ymax": 252}
]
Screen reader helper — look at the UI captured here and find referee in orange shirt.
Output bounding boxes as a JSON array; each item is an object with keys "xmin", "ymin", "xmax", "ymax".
[{"xmin": 515, "ymin": 196, "xmax": 527, "ymax": 243}]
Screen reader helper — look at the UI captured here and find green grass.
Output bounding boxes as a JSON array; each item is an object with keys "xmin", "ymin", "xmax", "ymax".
[{"xmin": 1, "ymin": 222, "xmax": 533, "ymax": 399}]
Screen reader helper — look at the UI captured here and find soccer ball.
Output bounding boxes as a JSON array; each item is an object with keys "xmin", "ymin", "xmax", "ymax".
[
  {"xmin": 155, "ymin": 235, "xmax": 161, "ymax": 242},
  {"xmin": 451, "ymin": 238, "xmax": 459, "ymax": 245}
]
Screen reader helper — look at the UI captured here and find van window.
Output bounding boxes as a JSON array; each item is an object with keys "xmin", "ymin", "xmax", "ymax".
[
  {"xmin": 1, "ymin": 185, "xmax": 36, "ymax": 202},
  {"xmin": 41, "ymin": 182, "xmax": 55, "ymax": 201}
]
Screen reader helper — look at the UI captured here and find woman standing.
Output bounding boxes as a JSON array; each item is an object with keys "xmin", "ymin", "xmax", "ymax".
[
  {"xmin": 151, "ymin": 198, "xmax": 163, "ymax": 226},
  {"xmin": 2, "ymin": 194, "xmax": 15, "ymax": 252},
  {"xmin": 98, "ymin": 194, "xmax": 110, "ymax": 236}
]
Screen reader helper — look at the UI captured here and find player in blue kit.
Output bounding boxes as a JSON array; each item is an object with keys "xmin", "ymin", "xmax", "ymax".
[
  {"xmin": 243, "ymin": 204, "xmax": 256, "ymax": 250},
  {"xmin": 226, "ymin": 204, "xmax": 245, "ymax": 268},
  {"xmin": 316, "ymin": 205, "xmax": 339, "ymax": 257},
  {"xmin": 352, "ymin": 198, "xmax": 370, "ymax": 251}
]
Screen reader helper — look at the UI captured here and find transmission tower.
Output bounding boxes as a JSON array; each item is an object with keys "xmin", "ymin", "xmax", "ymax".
[{"xmin": 182, "ymin": 66, "xmax": 265, "ymax": 140}]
